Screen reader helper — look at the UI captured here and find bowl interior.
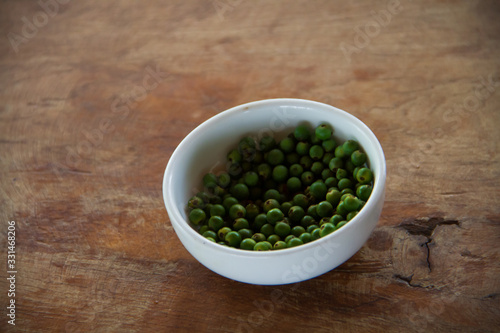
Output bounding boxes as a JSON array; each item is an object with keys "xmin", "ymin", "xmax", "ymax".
[{"xmin": 164, "ymin": 99, "xmax": 385, "ymax": 241}]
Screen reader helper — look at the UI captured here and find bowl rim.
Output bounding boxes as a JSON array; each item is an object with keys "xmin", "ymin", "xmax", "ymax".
[{"xmin": 163, "ymin": 98, "xmax": 386, "ymax": 257}]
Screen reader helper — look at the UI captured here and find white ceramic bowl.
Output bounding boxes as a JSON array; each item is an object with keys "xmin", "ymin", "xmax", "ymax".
[{"xmin": 163, "ymin": 99, "xmax": 386, "ymax": 285}]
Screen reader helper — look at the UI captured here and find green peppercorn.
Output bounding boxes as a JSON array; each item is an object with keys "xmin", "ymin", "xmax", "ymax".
[
  {"xmin": 229, "ymin": 204, "xmax": 246, "ymax": 219},
  {"xmin": 279, "ymin": 137, "xmax": 295, "ymax": 153},
  {"xmin": 353, "ymin": 166, "xmax": 361, "ymax": 180},
  {"xmin": 299, "ymin": 155, "xmax": 313, "ymax": 169},
  {"xmin": 257, "ymin": 163, "xmax": 272, "ymax": 180},
  {"xmin": 263, "ymin": 189, "xmax": 280, "ymax": 201},
  {"xmin": 356, "ymin": 184, "xmax": 372, "ymax": 201},
  {"xmin": 259, "ymin": 136, "xmax": 276, "ymax": 152},
  {"xmin": 336, "ymin": 168, "xmax": 348, "ymax": 180},
  {"xmin": 307, "ymin": 204, "xmax": 320, "ymax": 219},
  {"xmin": 266, "ymin": 208, "xmax": 284, "ymax": 225},
  {"xmin": 321, "ymin": 168, "xmax": 334, "ymax": 180},
  {"xmin": 301, "ymin": 171, "xmax": 315, "ymax": 186},
  {"xmin": 336, "ymin": 201, "xmax": 348, "ymax": 217},
  {"xmin": 217, "ymin": 172, "xmax": 231, "ymax": 188},
  {"xmin": 272, "ymin": 165, "xmax": 289, "ymax": 183},
  {"xmin": 336, "ymin": 221, "xmax": 348, "ymax": 229},
  {"xmin": 351, "ymin": 150, "xmax": 367, "ymax": 166},
  {"xmin": 233, "ymin": 218, "xmax": 250, "ymax": 230},
  {"xmin": 342, "ymin": 140, "xmax": 359, "ymax": 155},
  {"xmin": 329, "ymin": 157, "xmax": 343, "ymax": 171},
  {"xmin": 291, "ymin": 226, "xmax": 306, "ymax": 237},
  {"xmin": 319, "ymin": 223, "xmax": 335, "ymax": 237},
  {"xmin": 338, "ymin": 178, "xmax": 353, "ymax": 191},
  {"xmin": 299, "ymin": 216, "xmax": 315, "ymax": 229},
  {"xmin": 227, "ymin": 149, "xmax": 242, "ymax": 164},
  {"xmin": 286, "ymin": 177, "xmax": 302, "ymax": 193},
  {"xmin": 260, "ymin": 223, "xmax": 274, "ymax": 237},
  {"xmin": 244, "ymin": 203, "xmax": 259, "ymax": 221},
  {"xmin": 346, "ymin": 211, "xmax": 358, "ymax": 221},
  {"xmin": 273, "ymin": 241, "xmax": 287, "ymax": 250},
  {"xmin": 310, "ymin": 161, "xmax": 324, "ymax": 175},
  {"xmin": 294, "ymin": 125, "xmax": 310, "ymax": 141},
  {"xmin": 293, "ymin": 193, "xmax": 309, "ymax": 209},
  {"xmin": 340, "ymin": 188, "xmax": 354, "ymax": 196},
  {"xmin": 322, "ymin": 152, "xmax": 334, "ymax": 165},
  {"xmin": 310, "ymin": 181, "xmax": 327, "ymax": 200},
  {"xmin": 340, "ymin": 193, "xmax": 354, "ymax": 202},
  {"xmin": 309, "ymin": 145, "xmax": 324, "ymax": 160},
  {"xmin": 188, "ymin": 195, "xmax": 205, "ymax": 210},
  {"xmin": 316, "ymin": 201, "xmax": 333, "ymax": 217},
  {"xmin": 238, "ymin": 228, "xmax": 253, "ymax": 239},
  {"xmin": 344, "ymin": 160, "xmax": 355, "ymax": 174},
  {"xmin": 222, "ymin": 196, "xmax": 239, "ymax": 211},
  {"xmin": 315, "ymin": 123, "xmax": 333, "ymax": 140},
  {"xmin": 208, "ymin": 216, "xmax": 225, "ymax": 231},
  {"xmin": 286, "ymin": 152, "xmax": 300, "ymax": 165},
  {"xmin": 274, "ymin": 221, "xmax": 291, "ymax": 238},
  {"xmin": 254, "ymin": 241, "xmax": 272, "ymax": 251},
  {"xmin": 343, "ymin": 196, "xmax": 360, "ymax": 212},
  {"xmin": 204, "ymin": 203, "xmax": 214, "ymax": 217},
  {"xmin": 240, "ymin": 238, "xmax": 257, "ymax": 250},
  {"xmin": 326, "ymin": 189, "xmax": 341, "ymax": 207},
  {"xmin": 296, "ymin": 141, "xmax": 310, "ymax": 156},
  {"xmin": 239, "ymin": 136, "xmax": 256, "ymax": 149},
  {"xmin": 239, "ymin": 138, "xmax": 257, "ymax": 162},
  {"xmin": 287, "ymin": 237, "xmax": 304, "ymax": 248},
  {"xmin": 267, "ymin": 234, "xmax": 281, "ymax": 245},
  {"xmin": 203, "ymin": 230, "xmax": 217, "ymax": 240},
  {"xmin": 322, "ymin": 139, "xmax": 336, "ymax": 152},
  {"xmin": 356, "ymin": 167, "xmax": 373, "ymax": 184},
  {"xmin": 311, "ymin": 228, "xmax": 321, "ymax": 240},
  {"xmin": 334, "ymin": 146, "xmax": 345, "ymax": 159},
  {"xmin": 263, "ymin": 198, "xmax": 280, "ymax": 213},
  {"xmin": 324, "ymin": 177, "xmax": 338, "ymax": 188},
  {"xmin": 198, "ymin": 224, "xmax": 210, "ymax": 235},
  {"xmin": 267, "ymin": 148, "xmax": 285, "ymax": 166},
  {"xmin": 299, "ymin": 232, "xmax": 312, "ymax": 244},
  {"xmin": 280, "ymin": 201, "xmax": 293, "ymax": 214},
  {"xmin": 285, "ymin": 206, "xmax": 302, "ymax": 224},
  {"xmin": 225, "ymin": 231, "xmax": 242, "ymax": 247},
  {"xmin": 329, "ymin": 214, "xmax": 344, "ymax": 226},
  {"xmin": 289, "ymin": 164, "xmax": 303, "ymax": 177},
  {"xmin": 227, "ymin": 162, "xmax": 243, "ymax": 178},
  {"xmin": 319, "ymin": 217, "xmax": 330, "ymax": 226},
  {"xmin": 231, "ymin": 183, "xmax": 250, "ymax": 200},
  {"xmin": 306, "ymin": 224, "xmax": 319, "ymax": 233},
  {"xmin": 217, "ymin": 227, "xmax": 232, "ymax": 241},
  {"xmin": 189, "ymin": 208, "xmax": 206, "ymax": 225},
  {"xmin": 243, "ymin": 171, "xmax": 259, "ymax": 187},
  {"xmin": 252, "ymin": 232, "xmax": 266, "ymax": 243},
  {"xmin": 210, "ymin": 204, "xmax": 225, "ymax": 217},
  {"xmin": 252, "ymin": 214, "xmax": 267, "ymax": 230}
]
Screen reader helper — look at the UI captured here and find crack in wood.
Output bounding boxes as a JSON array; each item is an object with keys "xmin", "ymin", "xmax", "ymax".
[
  {"xmin": 423, "ymin": 239, "xmax": 432, "ymax": 272},
  {"xmin": 481, "ymin": 293, "xmax": 498, "ymax": 300},
  {"xmin": 393, "ymin": 273, "xmax": 435, "ymax": 289},
  {"xmin": 394, "ymin": 273, "xmax": 414, "ymax": 285},
  {"xmin": 398, "ymin": 217, "xmax": 460, "ymax": 272},
  {"xmin": 398, "ymin": 217, "xmax": 460, "ymax": 238}
]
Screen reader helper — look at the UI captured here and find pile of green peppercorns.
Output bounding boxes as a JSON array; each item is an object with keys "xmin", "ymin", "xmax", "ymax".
[{"xmin": 186, "ymin": 123, "xmax": 374, "ymax": 251}]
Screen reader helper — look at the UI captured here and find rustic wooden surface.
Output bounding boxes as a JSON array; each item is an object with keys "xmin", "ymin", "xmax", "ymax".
[{"xmin": 1, "ymin": 0, "xmax": 499, "ymax": 332}]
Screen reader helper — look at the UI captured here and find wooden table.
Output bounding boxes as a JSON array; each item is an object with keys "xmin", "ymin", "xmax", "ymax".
[{"xmin": 1, "ymin": 0, "xmax": 499, "ymax": 332}]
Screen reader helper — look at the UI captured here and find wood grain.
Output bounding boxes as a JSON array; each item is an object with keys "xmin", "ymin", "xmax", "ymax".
[{"xmin": 1, "ymin": 0, "xmax": 499, "ymax": 332}]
